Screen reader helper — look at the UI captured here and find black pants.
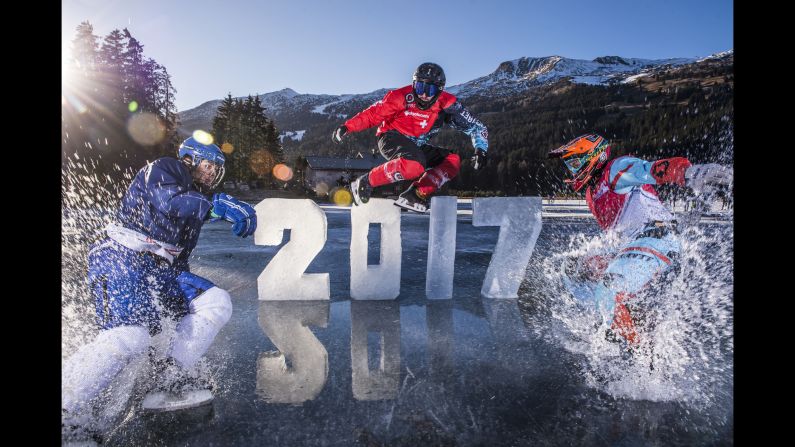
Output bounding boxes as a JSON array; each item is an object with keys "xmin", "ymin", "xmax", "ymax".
[{"xmin": 377, "ymin": 131, "xmax": 454, "ymax": 169}]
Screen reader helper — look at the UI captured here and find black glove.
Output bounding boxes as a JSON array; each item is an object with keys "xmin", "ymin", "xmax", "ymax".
[
  {"xmin": 471, "ymin": 149, "xmax": 487, "ymax": 170},
  {"xmin": 331, "ymin": 125, "xmax": 348, "ymax": 144}
]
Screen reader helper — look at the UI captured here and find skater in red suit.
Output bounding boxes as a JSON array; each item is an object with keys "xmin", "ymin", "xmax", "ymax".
[{"xmin": 332, "ymin": 62, "xmax": 489, "ymax": 213}]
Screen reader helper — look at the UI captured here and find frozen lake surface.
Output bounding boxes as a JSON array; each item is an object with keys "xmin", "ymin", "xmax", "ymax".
[{"xmin": 62, "ymin": 204, "xmax": 733, "ymax": 446}]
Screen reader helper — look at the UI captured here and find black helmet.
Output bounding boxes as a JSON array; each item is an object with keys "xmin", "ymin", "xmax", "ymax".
[
  {"xmin": 413, "ymin": 62, "xmax": 446, "ymax": 87},
  {"xmin": 412, "ymin": 62, "xmax": 445, "ymax": 109}
]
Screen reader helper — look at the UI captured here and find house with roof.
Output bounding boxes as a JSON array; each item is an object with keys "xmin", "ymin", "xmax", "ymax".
[{"xmin": 303, "ymin": 152, "xmax": 402, "ymax": 196}]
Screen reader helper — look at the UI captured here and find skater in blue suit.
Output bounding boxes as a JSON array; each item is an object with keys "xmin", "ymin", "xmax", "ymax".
[{"xmin": 63, "ymin": 136, "xmax": 257, "ymax": 438}]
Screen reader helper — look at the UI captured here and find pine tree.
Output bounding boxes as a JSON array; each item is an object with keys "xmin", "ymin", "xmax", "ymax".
[
  {"xmin": 99, "ymin": 29, "xmax": 126, "ymax": 116},
  {"xmin": 210, "ymin": 94, "xmax": 284, "ymax": 186},
  {"xmin": 122, "ymin": 28, "xmax": 147, "ymax": 109},
  {"xmin": 71, "ymin": 21, "xmax": 99, "ymax": 74}
]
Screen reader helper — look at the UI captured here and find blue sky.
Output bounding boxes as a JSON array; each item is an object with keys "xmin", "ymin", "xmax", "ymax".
[{"xmin": 63, "ymin": 0, "xmax": 733, "ymax": 111}]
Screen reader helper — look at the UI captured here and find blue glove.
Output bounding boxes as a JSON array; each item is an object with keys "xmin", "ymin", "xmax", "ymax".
[{"xmin": 211, "ymin": 193, "xmax": 257, "ymax": 238}]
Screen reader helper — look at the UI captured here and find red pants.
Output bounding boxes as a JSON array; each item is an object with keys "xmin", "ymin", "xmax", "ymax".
[{"xmin": 368, "ymin": 131, "xmax": 461, "ymax": 196}]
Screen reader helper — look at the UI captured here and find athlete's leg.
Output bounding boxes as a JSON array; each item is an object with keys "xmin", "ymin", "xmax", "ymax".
[
  {"xmin": 593, "ymin": 234, "xmax": 680, "ymax": 344},
  {"xmin": 166, "ymin": 272, "xmax": 233, "ymax": 369},
  {"xmin": 413, "ymin": 144, "xmax": 461, "ymax": 197}
]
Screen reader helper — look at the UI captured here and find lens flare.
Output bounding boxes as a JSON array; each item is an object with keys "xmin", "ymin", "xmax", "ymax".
[
  {"xmin": 272, "ymin": 163, "xmax": 293, "ymax": 181},
  {"xmin": 331, "ymin": 187, "xmax": 353, "ymax": 206},
  {"xmin": 127, "ymin": 113, "xmax": 165, "ymax": 146},
  {"xmin": 315, "ymin": 182, "xmax": 329, "ymax": 196},
  {"xmin": 63, "ymin": 93, "xmax": 88, "ymax": 114},
  {"xmin": 192, "ymin": 130, "xmax": 214, "ymax": 145},
  {"xmin": 221, "ymin": 142, "xmax": 234, "ymax": 154},
  {"xmin": 249, "ymin": 149, "xmax": 273, "ymax": 176},
  {"xmin": 128, "ymin": 101, "xmax": 138, "ymax": 112}
]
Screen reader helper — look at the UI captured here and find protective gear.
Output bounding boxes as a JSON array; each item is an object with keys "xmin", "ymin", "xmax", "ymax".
[
  {"xmin": 548, "ymin": 133, "xmax": 611, "ymax": 191},
  {"xmin": 368, "ymin": 157, "xmax": 426, "ymax": 186},
  {"xmin": 350, "ymin": 173, "xmax": 373, "ymax": 206},
  {"xmin": 178, "ymin": 137, "xmax": 226, "ymax": 189},
  {"xmin": 394, "ymin": 185, "xmax": 429, "ymax": 213},
  {"xmin": 211, "ymin": 193, "xmax": 257, "ymax": 237},
  {"xmin": 586, "ymin": 156, "xmax": 677, "ymax": 238},
  {"xmin": 412, "ymin": 62, "xmax": 446, "ymax": 109},
  {"xmin": 332, "ymin": 125, "xmax": 348, "ymax": 144},
  {"xmin": 472, "ymin": 148, "xmax": 488, "ymax": 170},
  {"xmin": 169, "ymin": 286, "xmax": 233, "ymax": 368},
  {"xmin": 117, "ymin": 158, "xmax": 213, "ymax": 261},
  {"xmin": 342, "ymin": 86, "xmax": 487, "ymax": 151},
  {"xmin": 413, "ymin": 80, "xmax": 441, "ymax": 97},
  {"xmin": 413, "ymin": 62, "xmax": 446, "ymax": 88},
  {"xmin": 591, "ymin": 231, "xmax": 681, "ymax": 346},
  {"xmin": 89, "ymin": 241, "xmax": 211, "ymax": 332},
  {"xmin": 685, "ymin": 163, "xmax": 733, "ymax": 192},
  {"xmin": 62, "ymin": 325, "xmax": 151, "ymax": 415},
  {"xmin": 414, "ymin": 153, "xmax": 461, "ymax": 197}
]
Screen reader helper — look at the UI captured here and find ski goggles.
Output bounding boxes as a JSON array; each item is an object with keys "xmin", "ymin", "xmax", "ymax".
[
  {"xmin": 413, "ymin": 80, "xmax": 441, "ymax": 97},
  {"xmin": 564, "ymin": 154, "xmax": 589, "ymax": 174}
]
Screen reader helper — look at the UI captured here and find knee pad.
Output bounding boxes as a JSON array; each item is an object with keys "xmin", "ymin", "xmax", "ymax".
[
  {"xmin": 415, "ymin": 153, "xmax": 462, "ymax": 196},
  {"xmin": 189, "ymin": 287, "xmax": 233, "ymax": 327},
  {"xmin": 445, "ymin": 153, "xmax": 461, "ymax": 173},
  {"xmin": 369, "ymin": 158, "xmax": 426, "ymax": 186}
]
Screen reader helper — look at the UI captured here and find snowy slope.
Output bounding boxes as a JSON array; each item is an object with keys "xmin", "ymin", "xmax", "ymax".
[{"xmin": 445, "ymin": 55, "xmax": 697, "ymax": 98}]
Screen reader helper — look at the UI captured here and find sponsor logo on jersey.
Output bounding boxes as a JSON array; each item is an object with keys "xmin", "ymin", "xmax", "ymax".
[
  {"xmin": 459, "ymin": 109, "xmax": 480, "ymax": 124},
  {"xmin": 405, "ymin": 93, "xmax": 415, "ymax": 103},
  {"xmin": 403, "ymin": 110, "xmax": 430, "ymax": 119}
]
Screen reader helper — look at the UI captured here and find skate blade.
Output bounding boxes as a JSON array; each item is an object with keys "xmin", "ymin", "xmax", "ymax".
[
  {"xmin": 141, "ymin": 390, "xmax": 213, "ymax": 413},
  {"xmin": 393, "ymin": 197, "xmax": 428, "ymax": 213}
]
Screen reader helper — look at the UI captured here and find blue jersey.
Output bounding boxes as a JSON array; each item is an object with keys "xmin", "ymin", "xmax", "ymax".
[{"xmin": 116, "ymin": 157, "xmax": 213, "ymax": 268}]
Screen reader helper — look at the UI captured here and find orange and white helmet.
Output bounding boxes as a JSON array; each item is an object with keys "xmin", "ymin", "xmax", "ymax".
[{"xmin": 548, "ymin": 133, "xmax": 611, "ymax": 191}]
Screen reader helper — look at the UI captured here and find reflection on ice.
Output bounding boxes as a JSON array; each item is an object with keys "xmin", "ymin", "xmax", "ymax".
[
  {"xmin": 256, "ymin": 301, "xmax": 329, "ymax": 403},
  {"xmin": 351, "ymin": 301, "xmax": 401, "ymax": 400}
]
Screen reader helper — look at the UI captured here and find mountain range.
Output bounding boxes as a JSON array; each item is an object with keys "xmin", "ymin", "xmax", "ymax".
[{"xmin": 177, "ymin": 50, "xmax": 733, "ymax": 159}]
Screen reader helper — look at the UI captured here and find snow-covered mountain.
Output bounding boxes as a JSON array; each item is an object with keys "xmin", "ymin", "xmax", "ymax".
[
  {"xmin": 178, "ymin": 50, "xmax": 732, "ymax": 139},
  {"xmin": 445, "ymin": 55, "xmax": 698, "ymax": 97}
]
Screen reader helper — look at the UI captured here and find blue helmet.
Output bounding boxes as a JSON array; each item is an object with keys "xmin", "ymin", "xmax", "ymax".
[{"xmin": 178, "ymin": 137, "xmax": 226, "ymax": 189}]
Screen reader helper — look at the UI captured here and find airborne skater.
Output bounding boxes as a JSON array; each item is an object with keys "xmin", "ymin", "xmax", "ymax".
[{"xmin": 332, "ymin": 62, "xmax": 489, "ymax": 213}]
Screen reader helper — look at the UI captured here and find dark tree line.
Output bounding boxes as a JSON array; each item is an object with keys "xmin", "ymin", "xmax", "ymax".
[{"xmin": 211, "ymin": 94, "xmax": 284, "ymax": 184}]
